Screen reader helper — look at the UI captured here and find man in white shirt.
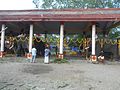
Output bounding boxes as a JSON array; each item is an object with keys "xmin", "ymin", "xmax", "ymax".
[{"xmin": 44, "ymin": 47, "xmax": 50, "ymax": 64}]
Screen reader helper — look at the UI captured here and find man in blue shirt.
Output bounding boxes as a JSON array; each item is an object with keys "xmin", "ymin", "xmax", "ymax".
[{"xmin": 31, "ymin": 46, "xmax": 37, "ymax": 63}]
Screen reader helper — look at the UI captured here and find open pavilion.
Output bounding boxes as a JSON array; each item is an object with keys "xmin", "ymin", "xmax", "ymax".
[{"xmin": 0, "ymin": 8, "xmax": 120, "ymax": 61}]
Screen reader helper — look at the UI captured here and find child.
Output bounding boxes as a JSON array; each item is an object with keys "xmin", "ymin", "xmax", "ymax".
[
  {"xmin": 31, "ymin": 46, "xmax": 37, "ymax": 63},
  {"xmin": 98, "ymin": 51, "xmax": 104, "ymax": 63}
]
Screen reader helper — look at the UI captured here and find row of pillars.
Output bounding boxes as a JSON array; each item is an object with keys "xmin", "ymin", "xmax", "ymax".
[{"xmin": 0, "ymin": 22, "xmax": 97, "ymax": 61}]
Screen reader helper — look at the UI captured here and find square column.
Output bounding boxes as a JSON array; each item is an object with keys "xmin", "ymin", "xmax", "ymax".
[
  {"xmin": 0, "ymin": 24, "xmax": 5, "ymax": 57},
  {"xmin": 90, "ymin": 24, "xmax": 97, "ymax": 62},
  {"xmin": 58, "ymin": 22, "xmax": 64, "ymax": 59},
  {"xmin": 27, "ymin": 24, "xmax": 33, "ymax": 59}
]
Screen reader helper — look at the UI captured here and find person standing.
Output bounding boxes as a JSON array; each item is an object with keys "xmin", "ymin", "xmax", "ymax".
[
  {"xmin": 44, "ymin": 46, "xmax": 50, "ymax": 64},
  {"xmin": 31, "ymin": 46, "xmax": 37, "ymax": 63},
  {"xmin": 55, "ymin": 46, "xmax": 58, "ymax": 55}
]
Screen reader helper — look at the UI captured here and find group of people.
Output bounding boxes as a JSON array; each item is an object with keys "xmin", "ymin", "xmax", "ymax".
[{"xmin": 30, "ymin": 44, "xmax": 50, "ymax": 63}]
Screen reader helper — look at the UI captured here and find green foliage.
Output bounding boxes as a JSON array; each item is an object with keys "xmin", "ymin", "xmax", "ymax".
[
  {"xmin": 33, "ymin": 0, "xmax": 120, "ymax": 9},
  {"xmin": 108, "ymin": 28, "xmax": 120, "ymax": 39},
  {"xmin": 52, "ymin": 58, "xmax": 68, "ymax": 63},
  {"xmin": 67, "ymin": 34, "xmax": 83, "ymax": 47},
  {"xmin": 33, "ymin": 0, "xmax": 40, "ymax": 8}
]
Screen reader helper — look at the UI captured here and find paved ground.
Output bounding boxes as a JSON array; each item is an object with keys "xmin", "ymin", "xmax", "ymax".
[{"xmin": 0, "ymin": 57, "xmax": 120, "ymax": 90}]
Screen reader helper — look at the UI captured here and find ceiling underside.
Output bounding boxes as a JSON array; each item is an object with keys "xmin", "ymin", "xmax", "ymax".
[
  {"xmin": 0, "ymin": 21, "xmax": 116, "ymax": 35},
  {"xmin": 0, "ymin": 9, "xmax": 119, "ymax": 35}
]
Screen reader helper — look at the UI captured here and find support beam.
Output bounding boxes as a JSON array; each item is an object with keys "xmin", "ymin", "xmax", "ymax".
[
  {"xmin": 0, "ymin": 24, "xmax": 5, "ymax": 57},
  {"xmin": 59, "ymin": 23, "xmax": 64, "ymax": 54},
  {"xmin": 27, "ymin": 24, "xmax": 33, "ymax": 59},
  {"xmin": 90, "ymin": 24, "xmax": 97, "ymax": 62},
  {"xmin": 58, "ymin": 22, "xmax": 64, "ymax": 59},
  {"xmin": 92, "ymin": 24, "xmax": 96, "ymax": 55},
  {"xmin": 29, "ymin": 24, "xmax": 33, "ymax": 53}
]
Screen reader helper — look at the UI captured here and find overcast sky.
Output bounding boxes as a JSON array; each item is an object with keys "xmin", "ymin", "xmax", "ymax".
[{"xmin": 0, "ymin": 0, "xmax": 36, "ymax": 10}]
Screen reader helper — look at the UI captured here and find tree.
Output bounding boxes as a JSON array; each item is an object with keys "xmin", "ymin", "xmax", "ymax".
[
  {"xmin": 33, "ymin": 0, "xmax": 120, "ymax": 9},
  {"xmin": 33, "ymin": 0, "xmax": 40, "ymax": 8},
  {"xmin": 108, "ymin": 27, "xmax": 120, "ymax": 39}
]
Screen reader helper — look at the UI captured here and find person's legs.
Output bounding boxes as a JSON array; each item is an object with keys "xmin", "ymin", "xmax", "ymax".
[
  {"xmin": 44, "ymin": 56, "xmax": 49, "ymax": 63},
  {"xmin": 33, "ymin": 55, "xmax": 36, "ymax": 63}
]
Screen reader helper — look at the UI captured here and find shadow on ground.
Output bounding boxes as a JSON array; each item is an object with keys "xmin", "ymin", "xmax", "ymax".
[{"xmin": 23, "ymin": 64, "xmax": 53, "ymax": 75}]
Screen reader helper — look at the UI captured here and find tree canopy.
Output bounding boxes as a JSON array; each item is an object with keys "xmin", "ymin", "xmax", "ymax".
[{"xmin": 33, "ymin": 0, "xmax": 120, "ymax": 9}]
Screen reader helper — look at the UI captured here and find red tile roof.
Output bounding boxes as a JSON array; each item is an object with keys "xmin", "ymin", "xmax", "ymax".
[{"xmin": 0, "ymin": 8, "xmax": 120, "ymax": 22}]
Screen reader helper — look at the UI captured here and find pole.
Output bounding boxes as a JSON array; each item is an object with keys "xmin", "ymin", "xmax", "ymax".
[
  {"xmin": 59, "ymin": 23, "xmax": 64, "ymax": 54},
  {"xmin": 90, "ymin": 24, "xmax": 97, "ymax": 62},
  {"xmin": 1, "ymin": 24, "xmax": 5, "ymax": 52},
  {"xmin": 92, "ymin": 24, "xmax": 96, "ymax": 55},
  {"xmin": 29, "ymin": 24, "xmax": 33, "ymax": 53},
  {"xmin": 58, "ymin": 22, "xmax": 64, "ymax": 59},
  {"xmin": 0, "ymin": 24, "xmax": 5, "ymax": 57}
]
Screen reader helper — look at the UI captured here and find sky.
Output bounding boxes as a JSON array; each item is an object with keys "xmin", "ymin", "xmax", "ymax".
[{"xmin": 0, "ymin": 0, "xmax": 36, "ymax": 10}]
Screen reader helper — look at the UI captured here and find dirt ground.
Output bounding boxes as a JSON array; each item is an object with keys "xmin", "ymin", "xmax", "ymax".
[{"xmin": 0, "ymin": 57, "xmax": 120, "ymax": 90}]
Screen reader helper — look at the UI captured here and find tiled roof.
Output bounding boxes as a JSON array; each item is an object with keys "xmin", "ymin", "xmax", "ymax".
[{"xmin": 0, "ymin": 8, "xmax": 120, "ymax": 22}]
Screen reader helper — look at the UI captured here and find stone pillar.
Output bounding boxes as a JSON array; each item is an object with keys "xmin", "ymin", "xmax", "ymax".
[
  {"xmin": 92, "ymin": 24, "xmax": 96, "ymax": 55},
  {"xmin": 58, "ymin": 22, "xmax": 64, "ymax": 59},
  {"xmin": 0, "ymin": 24, "xmax": 5, "ymax": 57},
  {"xmin": 90, "ymin": 24, "xmax": 97, "ymax": 62},
  {"xmin": 118, "ymin": 39, "xmax": 120, "ymax": 57},
  {"xmin": 27, "ymin": 24, "xmax": 33, "ymax": 59}
]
